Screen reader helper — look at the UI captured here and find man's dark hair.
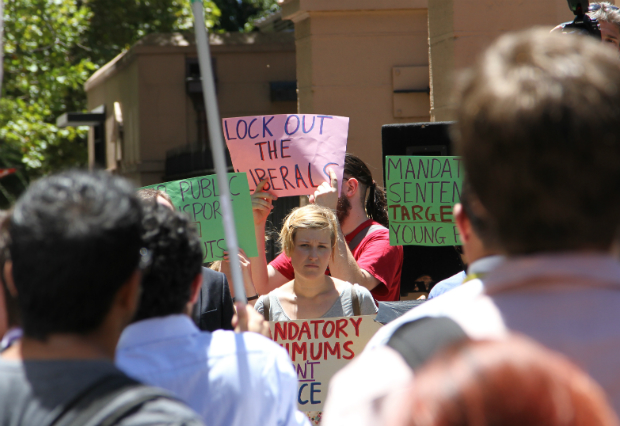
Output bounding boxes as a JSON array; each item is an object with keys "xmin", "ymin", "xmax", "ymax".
[
  {"xmin": 9, "ymin": 170, "xmax": 143, "ymax": 340},
  {"xmin": 453, "ymin": 29, "xmax": 620, "ymax": 254},
  {"xmin": 133, "ymin": 203, "xmax": 203, "ymax": 322},
  {"xmin": 344, "ymin": 153, "xmax": 389, "ymax": 227}
]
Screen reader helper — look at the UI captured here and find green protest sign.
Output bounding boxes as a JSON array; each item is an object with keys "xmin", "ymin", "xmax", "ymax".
[
  {"xmin": 141, "ymin": 173, "xmax": 257, "ymax": 262},
  {"xmin": 385, "ymin": 156, "xmax": 463, "ymax": 246}
]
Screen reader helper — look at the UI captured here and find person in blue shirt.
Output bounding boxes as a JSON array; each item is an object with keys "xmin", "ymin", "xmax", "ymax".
[
  {"xmin": 116, "ymin": 201, "xmax": 310, "ymax": 426},
  {"xmin": 427, "ymin": 270, "xmax": 466, "ymax": 299}
]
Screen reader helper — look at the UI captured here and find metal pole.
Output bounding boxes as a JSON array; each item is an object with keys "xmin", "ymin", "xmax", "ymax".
[{"xmin": 191, "ymin": 0, "xmax": 247, "ymax": 304}]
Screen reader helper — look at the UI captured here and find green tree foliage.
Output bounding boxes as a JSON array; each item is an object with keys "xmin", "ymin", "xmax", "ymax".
[
  {"xmin": 83, "ymin": 0, "xmax": 221, "ymax": 65},
  {"xmin": 0, "ymin": 0, "xmax": 95, "ymax": 207},
  {"xmin": 0, "ymin": 0, "xmax": 259, "ymax": 208},
  {"xmin": 214, "ymin": 0, "xmax": 279, "ymax": 32}
]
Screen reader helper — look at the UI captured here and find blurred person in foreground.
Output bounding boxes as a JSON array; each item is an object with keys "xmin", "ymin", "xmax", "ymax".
[
  {"xmin": 138, "ymin": 188, "xmax": 235, "ymax": 332},
  {"xmin": 0, "ymin": 171, "xmax": 204, "ymax": 425},
  {"xmin": 362, "ymin": 180, "xmax": 504, "ymax": 352},
  {"xmin": 251, "ymin": 153, "xmax": 403, "ymax": 301},
  {"xmin": 116, "ymin": 202, "xmax": 310, "ymax": 426},
  {"xmin": 323, "ymin": 28, "xmax": 620, "ymax": 424},
  {"xmin": 388, "ymin": 336, "xmax": 619, "ymax": 426},
  {"xmin": 426, "ymin": 180, "xmax": 504, "ymax": 300}
]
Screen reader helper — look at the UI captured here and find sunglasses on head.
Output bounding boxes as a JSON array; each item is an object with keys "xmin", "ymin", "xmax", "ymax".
[
  {"xmin": 589, "ymin": 3, "xmax": 620, "ymax": 11},
  {"xmin": 139, "ymin": 247, "xmax": 153, "ymax": 272}
]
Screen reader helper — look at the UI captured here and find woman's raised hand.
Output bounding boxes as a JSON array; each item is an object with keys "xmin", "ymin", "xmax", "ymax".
[
  {"xmin": 222, "ymin": 249, "xmax": 258, "ymax": 301},
  {"xmin": 232, "ymin": 302, "xmax": 271, "ymax": 338},
  {"xmin": 251, "ymin": 179, "xmax": 277, "ymax": 226}
]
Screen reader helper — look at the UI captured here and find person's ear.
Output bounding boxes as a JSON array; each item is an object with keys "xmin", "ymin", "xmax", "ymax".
[
  {"xmin": 156, "ymin": 195, "xmax": 175, "ymax": 211},
  {"xmin": 189, "ymin": 271, "xmax": 202, "ymax": 306},
  {"xmin": 115, "ymin": 270, "xmax": 142, "ymax": 322},
  {"xmin": 3, "ymin": 261, "xmax": 17, "ymax": 298},
  {"xmin": 344, "ymin": 177, "xmax": 359, "ymax": 198},
  {"xmin": 454, "ymin": 203, "xmax": 471, "ymax": 244}
]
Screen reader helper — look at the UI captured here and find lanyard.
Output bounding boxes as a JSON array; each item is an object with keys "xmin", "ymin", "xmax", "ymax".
[{"xmin": 462, "ymin": 272, "xmax": 486, "ymax": 284}]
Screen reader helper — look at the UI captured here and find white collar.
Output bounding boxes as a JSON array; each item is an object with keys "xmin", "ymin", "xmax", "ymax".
[{"xmin": 117, "ymin": 314, "xmax": 200, "ymax": 349}]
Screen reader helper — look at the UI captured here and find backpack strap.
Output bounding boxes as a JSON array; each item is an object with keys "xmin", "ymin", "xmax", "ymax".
[
  {"xmin": 262, "ymin": 295, "xmax": 271, "ymax": 321},
  {"xmin": 47, "ymin": 373, "xmax": 135, "ymax": 426},
  {"xmin": 348, "ymin": 224, "xmax": 384, "ymax": 252},
  {"xmin": 48, "ymin": 373, "xmax": 177, "ymax": 426},
  {"xmin": 350, "ymin": 286, "xmax": 361, "ymax": 316},
  {"xmin": 67, "ymin": 385, "xmax": 177, "ymax": 426},
  {"xmin": 386, "ymin": 316, "xmax": 468, "ymax": 370}
]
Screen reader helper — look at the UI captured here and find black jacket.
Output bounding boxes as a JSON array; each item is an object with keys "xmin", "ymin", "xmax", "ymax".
[{"xmin": 192, "ymin": 267, "xmax": 235, "ymax": 332}]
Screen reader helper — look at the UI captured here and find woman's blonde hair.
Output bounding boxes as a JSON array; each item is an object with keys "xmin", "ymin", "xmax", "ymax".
[
  {"xmin": 209, "ymin": 260, "xmax": 222, "ymax": 272},
  {"xmin": 279, "ymin": 204, "xmax": 338, "ymax": 258}
]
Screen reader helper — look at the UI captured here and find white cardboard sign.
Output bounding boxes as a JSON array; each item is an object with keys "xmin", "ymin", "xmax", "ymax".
[{"xmin": 270, "ymin": 315, "xmax": 382, "ymax": 411}]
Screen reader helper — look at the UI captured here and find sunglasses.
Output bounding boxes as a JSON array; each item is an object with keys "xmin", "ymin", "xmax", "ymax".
[
  {"xmin": 589, "ymin": 3, "xmax": 620, "ymax": 11},
  {"xmin": 139, "ymin": 247, "xmax": 153, "ymax": 271}
]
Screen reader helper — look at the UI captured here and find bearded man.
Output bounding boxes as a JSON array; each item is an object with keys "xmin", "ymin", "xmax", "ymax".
[{"xmin": 250, "ymin": 153, "xmax": 403, "ymax": 302}]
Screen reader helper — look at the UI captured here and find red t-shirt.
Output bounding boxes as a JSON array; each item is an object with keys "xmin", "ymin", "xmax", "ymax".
[{"xmin": 269, "ymin": 219, "xmax": 403, "ymax": 301}]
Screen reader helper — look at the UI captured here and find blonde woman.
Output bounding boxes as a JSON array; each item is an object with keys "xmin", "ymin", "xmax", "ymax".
[{"xmin": 255, "ymin": 204, "xmax": 377, "ymax": 322}]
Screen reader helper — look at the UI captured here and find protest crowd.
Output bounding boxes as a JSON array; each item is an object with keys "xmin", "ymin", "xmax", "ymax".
[{"xmin": 4, "ymin": 2, "xmax": 620, "ymax": 426}]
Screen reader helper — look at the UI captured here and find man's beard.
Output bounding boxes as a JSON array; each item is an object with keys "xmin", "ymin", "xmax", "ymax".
[{"xmin": 336, "ymin": 195, "xmax": 351, "ymax": 224}]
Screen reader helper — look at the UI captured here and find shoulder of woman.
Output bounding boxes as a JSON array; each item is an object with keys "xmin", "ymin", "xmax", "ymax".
[
  {"xmin": 331, "ymin": 277, "xmax": 352, "ymax": 292},
  {"xmin": 351, "ymin": 283, "xmax": 376, "ymax": 301},
  {"xmin": 255, "ymin": 295, "xmax": 267, "ymax": 313},
  {"xmin": 351, "ymin": 284, "xmax": 379, "ymax": 314}
]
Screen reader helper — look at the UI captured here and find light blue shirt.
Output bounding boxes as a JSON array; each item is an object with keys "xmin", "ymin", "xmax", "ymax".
[
  {"xmin": 428, "ymin": 271, "xmax": 467, "ymax": 299},
  {"xmin": 428, "ymin": 255, "xmax": 506, "ymax": 300},
  {"xmin": 0, "ymin": 327, "xmax": 22, "ymax": 351},
  {"xmin": 116, "ymin": 315, "xmax": 310, "ymax": 426}
]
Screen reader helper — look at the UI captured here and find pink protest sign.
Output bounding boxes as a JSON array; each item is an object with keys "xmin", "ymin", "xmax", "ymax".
[{"xmin": 223, "ymin": 114, "xmax": 349, "ymax": 196}]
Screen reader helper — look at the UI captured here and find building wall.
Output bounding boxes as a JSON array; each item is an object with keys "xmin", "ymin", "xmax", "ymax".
[
  {"xmin": 217, "ymin": 50, "xmax": 297, "ymax": 118},
  {"xmin": 282, "ymin": 0, "xmax": 430, "ymax": 185},
  {"xmin": 429, "ymin": 0, "xmax": 574, "ymax": 121},
  {"xmin": 85, "ymin": 33, "xmax": 297, "ymax": 187},
  {"xmin": 86, "ymin": 53, "xmax": 140, "ymax": 180},
  {"xmin": 137, "ymin": 53, "xmax": 188, "ymax": 184}
]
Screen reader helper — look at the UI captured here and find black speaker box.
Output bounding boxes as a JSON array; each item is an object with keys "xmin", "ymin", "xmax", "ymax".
[{"xmin": 381, "ymin": 122, "xmax": 464, "ymax": 296}]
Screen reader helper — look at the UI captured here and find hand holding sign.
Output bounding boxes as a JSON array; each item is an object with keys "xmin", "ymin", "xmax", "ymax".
[
  {"xmin": 140, "ymin": 173, "xmax": 257, "ymax": 262},
  {"xmin": 224, "ymin": 114, "xmax": 349, "ymax": 197},
  {"xmin": 309, "ymin": 168, "xmax": 339, "ymax": 211},
  {"xmin": 222, "ymin": 249, "xmax": 257, "ymax": 300},
  {"xmin": 251, "ymin": 179, "xmax": 277, "ymax": 226},
  {"xmin": 233, "ymin": 303, "xmax": 271, "ymax": 338}
]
